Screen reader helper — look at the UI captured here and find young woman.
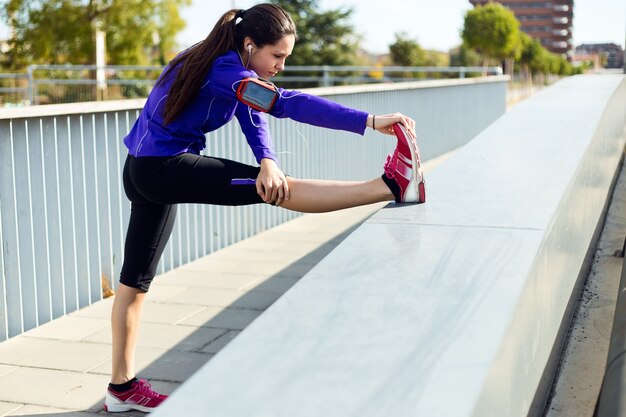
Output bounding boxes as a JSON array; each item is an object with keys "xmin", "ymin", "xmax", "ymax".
[{"xmin": 104, "ymin": 3, "xmax": 424, "ymax": 413}]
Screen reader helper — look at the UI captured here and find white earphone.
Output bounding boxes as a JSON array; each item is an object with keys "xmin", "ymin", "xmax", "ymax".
[{"xmin": 247, "ymin": 44, "xmax": 253, "ymax": 54}]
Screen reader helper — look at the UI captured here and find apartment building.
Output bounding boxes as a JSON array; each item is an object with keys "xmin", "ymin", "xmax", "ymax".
[{"xmin": 469, "ymin": 0, "xmax": 574, "ymax": 56}]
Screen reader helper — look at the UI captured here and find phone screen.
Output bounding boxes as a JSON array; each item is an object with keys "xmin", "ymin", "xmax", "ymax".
[{"xmin": 242, "ymin": 82, "xmax": 277, "ymax": 111}]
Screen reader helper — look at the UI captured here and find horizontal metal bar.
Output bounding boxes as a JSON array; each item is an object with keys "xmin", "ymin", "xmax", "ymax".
[
  {"xmin": 25, "ymin": 64, "xmax": 502, "ymax": 75},
  {"xmin": 0, "ymin": 88, "xmax": 28, "ymax": 93},
  {"xmin": 29, "ymin": 65, "xmax": 164, "ymax": 71},
  {"xmin": 0, "ymin": 74, "xmax": 29, "ymax": 79}
]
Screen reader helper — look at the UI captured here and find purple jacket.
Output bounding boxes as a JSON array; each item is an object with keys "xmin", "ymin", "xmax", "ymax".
[{"xmin": 124, "ymin": 50, "xmax": 369, "ymax": 163}]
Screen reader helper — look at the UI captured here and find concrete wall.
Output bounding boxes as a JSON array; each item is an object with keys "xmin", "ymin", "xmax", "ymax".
[{"xmin": 151, "ymin": 75, "xmax": 626, "ymax": 417}]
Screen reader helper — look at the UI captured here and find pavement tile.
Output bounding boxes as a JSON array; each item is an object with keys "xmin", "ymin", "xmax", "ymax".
[
  {"xmin": 162, "ymin": 287, "xmax": 282, "ymax": 310},
  {"xmin": 143, "ymin": 284, "xmax": 187, "ymax": 302},
  {"xmin": 6, "ymin": 404, "xmax": 95, "ymax": 416},
  {"xmin": 180, "ymin": 257, "xmax": 315, "ymax": 277},
  {"xmin": 154, "ymin": 270, "xmax": 265, "ymax": 290},
  {"xmin": 241, "ymin": 275, "xmax": 300, "ymax": 294},
  {"xmin": 20, "ymin": 316, "xmax": 109, "ymax": 342},
  {"xmin": 0, "ymin": 402, "xmax": 22, "ymax": 416},
  {"xmin": 0, "ymin": 365, "xmax": 18, "ymax": 378},
  {"xmin": 0, "ymin": 338, "xmax": 110, "ymax": 372},
  {"xmin": 83, "ymin": 322, "xmax": 226, "ymax": 352},
  {"xmin": 207, "ymin": 248, "xmax": 318, "ymax": 264},
  {"xmin": 138, "ymin": 350, "xmax": 214, "ymax": 383},
  {"xmin": 88, "ymin": 346, "xmax": 213, "ymax": 384},
  {"xmin": 199, "ymin": 330, "xmax": 241, "ymax": 354},
  {"xmin": 253, "ymin": 229, "xmax": 345, "ymax": 244},
  {"xmin": 178, "ymin": 306, "xmax": 262, "ymax": 330},
  {"xmin": 0, "ymin": 367, "xmax": 111, "ymax": 411},
  {"xmin": 226, "ymin": 238, "xmax": 326, "ymax": 253},
  {"xmin": 69, "ymin": 299, "xmax": 114, "ymax": 320},
  {"xmin": 141, "ymin": 302, "xmax": 206, "ymax": 325}
]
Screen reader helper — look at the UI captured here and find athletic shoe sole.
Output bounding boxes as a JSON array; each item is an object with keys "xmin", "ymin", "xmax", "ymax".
[
  {"xmin": 104, "ymin": 392, "xmax": 157, "ymax": 413},
  {"xmin": 393, "ymin": 123, "xmax": 426, "ymax": 204}
]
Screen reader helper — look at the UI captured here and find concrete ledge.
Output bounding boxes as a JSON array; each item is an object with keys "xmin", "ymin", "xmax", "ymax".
[{"xmin": 151, "ymin": 75, "xmax": 626, "ymax": 417}]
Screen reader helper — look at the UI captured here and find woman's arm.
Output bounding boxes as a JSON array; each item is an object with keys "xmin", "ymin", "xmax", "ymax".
[
  {"xmin": 270, "ymin": 89, "xmax": 416, "ymax": 138},
  {"xmin": 365, "ymin": 113, "xmax": 417, "ymax": 138}
]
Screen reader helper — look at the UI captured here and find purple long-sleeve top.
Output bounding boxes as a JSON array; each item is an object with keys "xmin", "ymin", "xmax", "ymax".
[{"xmin": 123, "ymin": 50, "xmax": 369, "ymax": 163}]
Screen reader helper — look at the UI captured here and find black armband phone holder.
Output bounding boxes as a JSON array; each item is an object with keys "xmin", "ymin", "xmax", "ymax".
[{"xmin": 236, "ymin": 77, "xmax": 278, "ymax": 112}]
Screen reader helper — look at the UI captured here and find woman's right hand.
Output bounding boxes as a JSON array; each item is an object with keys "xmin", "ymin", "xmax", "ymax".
[{"xmin": 369, "ymin": 113, "xmax": 416, "ymax": 138}]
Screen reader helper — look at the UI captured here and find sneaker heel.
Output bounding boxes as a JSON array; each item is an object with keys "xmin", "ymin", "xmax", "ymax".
[
  {"xmin": 104, "ymin": 403, "xmax": 133, "ymax": 413},
  {"xmin": 418, "ymin": 182, "xmax": 426, "ymax": 204}
]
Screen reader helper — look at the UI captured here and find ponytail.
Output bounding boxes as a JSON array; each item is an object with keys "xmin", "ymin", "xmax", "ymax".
[
  {"xmin": 159, "ymin": 4, "xmax": 297, "ymax": 126},
  {"xmin": 160, "ymin": 9, "xmax": 239, "ymax": 126}
]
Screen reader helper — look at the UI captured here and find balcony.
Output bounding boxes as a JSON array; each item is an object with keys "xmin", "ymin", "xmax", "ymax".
[{"xmin": 553, "ymin": 29, "xmax": 570, "ymax": 36}]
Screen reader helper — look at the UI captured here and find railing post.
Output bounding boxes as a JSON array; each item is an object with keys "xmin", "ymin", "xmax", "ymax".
[
  {"xmin": 322, "ymin": 66, "xmax": 331, "ymax": 87},
  {"xmin": 27, "ymin": 65, "xmax": 34, "ymax": 105},
  {"xmin": 460, "ymin": 67, "xmax": 466, "ymax": 79}
]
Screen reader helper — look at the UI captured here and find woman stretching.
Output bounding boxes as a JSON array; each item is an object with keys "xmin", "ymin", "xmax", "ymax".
[{"xmin": 104, "ymin": 3, "xmax": 424, "ymax": 413}]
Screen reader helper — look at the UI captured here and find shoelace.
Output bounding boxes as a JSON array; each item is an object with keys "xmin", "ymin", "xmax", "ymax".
[
  {"xmin": 384, "ymin": 150, "xmax": 399, "ymax": 179},
  {"xmin": 135, "ymin": 380, "xmax": 161, "ymax": 398}
]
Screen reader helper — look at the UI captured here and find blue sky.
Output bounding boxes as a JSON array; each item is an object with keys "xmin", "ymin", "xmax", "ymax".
[{"xmin": 178, "ymin": 0, "xmax": 626, "ymax": 53}]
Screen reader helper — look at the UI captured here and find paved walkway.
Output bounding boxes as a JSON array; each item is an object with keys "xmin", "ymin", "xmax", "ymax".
[{"xmin": 0, "ymin": 200, "xmax": 389, "ymax": 416}]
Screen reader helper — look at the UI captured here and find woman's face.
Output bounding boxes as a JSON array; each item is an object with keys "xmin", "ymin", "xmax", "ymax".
[{"xmin": 246, "ymin": 35, "xmax": 295, "ymax": 79}]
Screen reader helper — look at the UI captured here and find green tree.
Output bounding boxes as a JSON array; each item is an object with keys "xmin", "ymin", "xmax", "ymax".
[
  {"xmin": 1, "ymin": 0, "xmax": 190, "ymax": 69},
  {"xmin": 462, "ymin": 3, "xmax": 521, "ymax": 72},
  {"xmin": 449, "ymin": 43, "xmax": 483, "ymax": 67},
  {"xmin": 271, "ymin": 0, "xmax": 359, "ymax": 66},
  {"xmin": 388, "ymin": 32, "xmax": 425, "ymax": 66},
  {"xmin": 518, "ymin": 32, "xmax": 578, "ymax": 77}
]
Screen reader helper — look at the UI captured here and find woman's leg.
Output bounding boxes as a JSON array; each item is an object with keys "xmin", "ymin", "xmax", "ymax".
[
  {"xmin": 111, "ymin": 284, "xmax": 147, "ymax": 384},
  {"xmin": 280, "ymin": 177, "xmax": 394, "ymax": 213},
  {"xmin": 142, "ymin": 153, "xmax": 396, "ymax": 211},
  {"xmin": 110, "ymin": 157, "xmax": 177, "ymax": 389}
]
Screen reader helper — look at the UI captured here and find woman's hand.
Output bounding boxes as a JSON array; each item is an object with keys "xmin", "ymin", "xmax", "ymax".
[
  {"xmin": 368, "ymin": 113, "xmax": 416, "ymax": 138},
  {"xmin": 257, "ymin": 158, "xmax": 290, "ymax": 205}
]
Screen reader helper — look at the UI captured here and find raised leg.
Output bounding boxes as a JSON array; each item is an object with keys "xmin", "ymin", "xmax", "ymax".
[{"xmin": 280, "ymin": 176, "xmax": 394, "ymax": 213}]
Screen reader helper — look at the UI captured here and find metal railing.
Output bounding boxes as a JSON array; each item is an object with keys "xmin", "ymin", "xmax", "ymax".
[
  {"xmin": 0, "ymin": 64, "xmax": 504, "ymax": 106},
  {"xmin": 0, "ymin": 76, "xmax": 509, "ymax": 341},
  {"xmin": 0, "ymin": 73, "xmax": 30, "ymax": 106}
]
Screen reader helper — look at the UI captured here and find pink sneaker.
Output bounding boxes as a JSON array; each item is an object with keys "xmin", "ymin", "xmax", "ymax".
[
  {"xmin": 104, "ymin": 379, "xmax": 167, "ymax": 413},
  {"xmin": 383, "ymin": 123, "xmax": 425, "ymax": 203}
]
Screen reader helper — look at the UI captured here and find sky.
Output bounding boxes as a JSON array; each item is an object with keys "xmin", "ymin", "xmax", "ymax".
[{"xmin": 178, "ymin": 0, "xmax": 626, "ymax": 54}]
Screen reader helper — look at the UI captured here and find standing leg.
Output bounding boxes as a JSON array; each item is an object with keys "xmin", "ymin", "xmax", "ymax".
[
  {"xmin": 111, "ymin": 201, "xmax": 176, "ymax": 384},
  {"xmin": 110, "ymin": 284, "xmax": 147, "ymax": 385}
]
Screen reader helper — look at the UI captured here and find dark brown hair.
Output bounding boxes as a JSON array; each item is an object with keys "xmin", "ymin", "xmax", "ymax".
[{"xmin": 159, "ymin": 3, "xmax": 297, "ymax": 125}]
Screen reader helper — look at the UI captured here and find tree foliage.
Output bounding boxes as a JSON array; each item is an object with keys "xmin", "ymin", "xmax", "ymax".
[
  {"xmin": 449, "ymin": 43, "xmax": 483, "ymax": 67},
  {"xmin": 270, "ymin": 0, "xmax": 359, "ymax": 66},
  {"xmin": 518, "ymin": 32, "xmax": 580, "ymax": 76},
  {"xmin": 1, "ymin": 0, "xmax": 190, "ymax": 69},
  {"xmin": 462, "ymin": 3, "xmax": 521, "ymax": 63},
  {"xmin": 388, "ymin": 33, "xmax": 425, "ymax": 66}
]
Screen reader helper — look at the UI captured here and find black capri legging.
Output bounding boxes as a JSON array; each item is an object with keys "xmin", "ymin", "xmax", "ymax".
[{"xmin": 120, "ymin": 153, "xmax": 265, "ymax": 292}]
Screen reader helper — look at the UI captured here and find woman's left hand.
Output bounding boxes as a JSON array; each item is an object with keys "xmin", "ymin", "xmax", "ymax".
[
  {"xmin": 369, "ymin": 113, "xmax": 417, "ymax": 138},
  {"xmin": 257, "ymin": 158, "xmax": 290, "ymax": 205}
]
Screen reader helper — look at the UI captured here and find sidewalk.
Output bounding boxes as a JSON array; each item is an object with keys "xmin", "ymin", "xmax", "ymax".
[
  {"xmin": 0, "ymin": 200, "xmax": 386, "ymax": 416},
  {"xmin": 0, "ymin": 154, "xmax": 447, "ymax": 417}
]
